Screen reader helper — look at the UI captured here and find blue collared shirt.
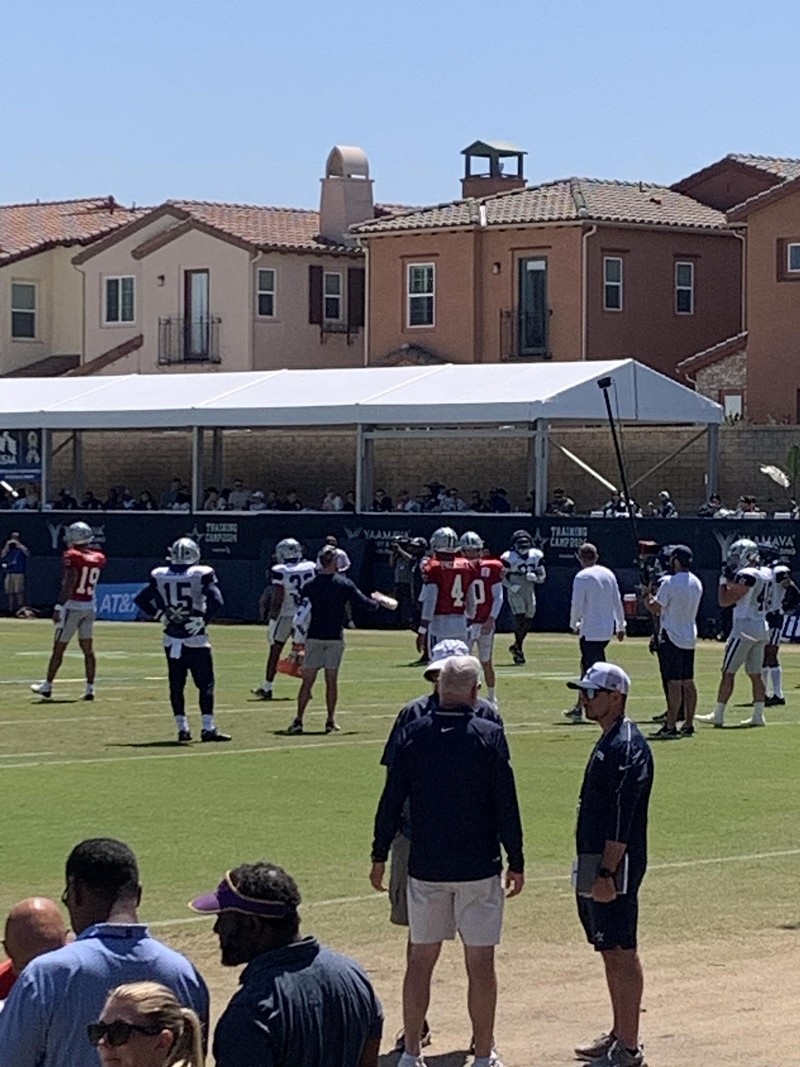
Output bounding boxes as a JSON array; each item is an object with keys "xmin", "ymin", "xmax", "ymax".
[{"xmin": 0, "ymin": 922, "xmax": 209, "ymax": 1067}]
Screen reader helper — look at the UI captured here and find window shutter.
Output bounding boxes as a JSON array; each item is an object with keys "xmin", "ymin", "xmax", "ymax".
[
  {"xmin": 347, "ymin": 267, "xmax": 365, "ymax": 328},
  {"xmin": 308, "ymin": 265, "xmax": 323, "ymax": 325}
]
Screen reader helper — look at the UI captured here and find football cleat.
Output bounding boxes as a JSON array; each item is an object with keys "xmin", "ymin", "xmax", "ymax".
[
  {"xmin": 65, "ymin": 521, "xmax": 94, "ymax": 546},
  {"xmin": 275, "ymin": 538, "xmax": 302, "ymax": 563},
  {"xmin": 178, "ymin": 729, "xmax": 193, "ymax": 744},
  {"xmin": 287, "ymin": 718, "xmax": 304, "ymax": 735},
  {"xmin": 31, "ymin": 682, "xmax": 52, "ymax": 698},
  {"xmin": 201, "ymin": 729, "xmax": 232, "ymax": 742},
  {"xmin": 324, "ymin": 720, "xmax": 341, "ymax": 733},
  {"xmin": 167, "ymin": 537, "xmax": 201, "ymax": 566},
  {"xmin": 82, "ymin": 691, "xmax": 95, "ymax": 702},
  {"xmin": 251, "ymin": 686, "xmax": 273, "ymax": 700}
]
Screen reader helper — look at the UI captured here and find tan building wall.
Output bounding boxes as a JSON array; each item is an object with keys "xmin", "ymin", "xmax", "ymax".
[
  {"xmin": 48, "ymin": 423, "xmax": 800, "ymax": 518},
  {"xmin": 742, "ymin": 190, "xmax": 800, "ymax": 423},
  {"xmin": 0, "ymin": 246, "xmax": 83, "ymax": 374}
]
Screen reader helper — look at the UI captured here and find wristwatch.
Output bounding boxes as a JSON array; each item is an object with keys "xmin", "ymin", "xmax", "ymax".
[{"xmin": 598, "ymin": 867, "xmax": 616, "ymax": 880}]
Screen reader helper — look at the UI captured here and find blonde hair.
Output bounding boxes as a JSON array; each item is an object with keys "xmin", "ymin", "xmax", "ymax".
[{"xmin": 103, "ymin": 982, "xmax": 204, "ymax": 1067}]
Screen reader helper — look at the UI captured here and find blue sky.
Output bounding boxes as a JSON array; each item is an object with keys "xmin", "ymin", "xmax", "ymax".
[{"xmin": 3, "ymin": 0, "xmax": 798, "ymax": 210}]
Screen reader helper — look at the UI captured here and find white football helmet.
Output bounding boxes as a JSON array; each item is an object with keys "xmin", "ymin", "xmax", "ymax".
[
  {"xmin": 727, "ymin": 538, "xmax": 759, "ymax": 570},
  {"xmin": 168, "ymin": 538, "xmax": 201, "ymax": 566},
  {"xmin": 65, "ymin": 521, "xmax": 93, "ymax": 546},
  {"xmin": 430, "ymin": 527, "xmax": 458, "ymax": 554},
  {"xmin": 459, "ymin": 531, "xmax": 484, "ymax": 558},
  {"xmin": 275, "ymin": 538, "xmax": 302, "ymax": 563}
]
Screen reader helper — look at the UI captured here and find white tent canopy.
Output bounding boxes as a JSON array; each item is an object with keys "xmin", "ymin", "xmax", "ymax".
[{"xmin": 0, "ymin": 360, "xmax": 722, "ymax": 512}]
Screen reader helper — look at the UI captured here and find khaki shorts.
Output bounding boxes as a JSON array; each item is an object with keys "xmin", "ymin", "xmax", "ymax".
[
  {"xmin": 506, "ymin": 584, "xmax": 535, "ymax": 618},
  {"xmin": 389, "ymin": 833, "xmax": 411, "ymax": 926},
  {"xmin": 407, "ymin": 874, "xmax": 504, "ymax": 946},
  {"xmin": 303, "ymin": 638, "xmax": 344, "ymax": 671},
  {"xmin": 4, "ymin": 573, "xmax": 24, "ymax": 595},
  {"xmin": 721, "ymin": 634, "xmax": 768, "ymax": 676},
  {"xmin": 55, "ymin": 607, "xmax": 95, "ymax": 644}
]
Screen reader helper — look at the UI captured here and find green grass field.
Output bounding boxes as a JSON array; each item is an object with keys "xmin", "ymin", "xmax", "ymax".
[{"xmin": 2, "ymin": 617, "xmax": 799, "ymax": 952}]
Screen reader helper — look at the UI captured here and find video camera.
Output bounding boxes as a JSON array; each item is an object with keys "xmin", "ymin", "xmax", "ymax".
[{"xmin": 637, "ymin": 540, "xmax": 665, "ymax": 592}]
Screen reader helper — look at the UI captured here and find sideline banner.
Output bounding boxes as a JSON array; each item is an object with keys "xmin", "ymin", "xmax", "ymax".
[{"xmin": 95, "ymin": 583, "xmax": 145, "ymax": 621}]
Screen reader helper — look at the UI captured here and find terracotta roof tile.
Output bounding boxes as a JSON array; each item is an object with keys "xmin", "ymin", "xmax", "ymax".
[
  {"xmin": 354, "ymin": 179, "xmax": 727, "ymax": 235},
  {"xmin": 167, "ymin": 199, "xmax": 352, "ymax": 253},
  {"xmin": 676, "ymin": 331, "xmax": 748, "ymax": 374},
  {"xmin": 726, "ymin": 153, "xmax": 800, "ymax": 180},
  {"xmin": 0, "ymin": 197, "xmax": 144, "ymax": 265}
]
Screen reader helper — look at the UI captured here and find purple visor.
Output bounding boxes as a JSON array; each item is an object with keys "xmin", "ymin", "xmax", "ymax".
[{"xmin": 189, "ymin": 871, "xmax": 296, "ymax": 918}]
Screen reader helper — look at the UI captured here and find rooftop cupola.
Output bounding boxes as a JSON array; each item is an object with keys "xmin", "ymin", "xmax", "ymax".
[
  {"xmin": 461, "ymin": 140, "xmax": 526, "ymax": 199},
  {"xmin": 319, "ymin": 145, "xmax": 374, "ymax": 244}
]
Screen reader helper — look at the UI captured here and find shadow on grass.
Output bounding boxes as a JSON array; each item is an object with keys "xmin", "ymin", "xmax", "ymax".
[
  {"xmin": 271, "ymin": 730, "xmax": 361, "ymax": 738},
  {"xmin": 30, "ymin": 698, "xmax": 78, "ymax": 705},
  {"xmin": 106, "ymin": 741, "xmax": 191, "ymax": 749},
  {"xmin": 247, "ymin": 696, "xmax": 293, "ymax": 703},
  {"xmin": 378, "ymin": 1053, "xmax": 468, "ymax": 1067}
]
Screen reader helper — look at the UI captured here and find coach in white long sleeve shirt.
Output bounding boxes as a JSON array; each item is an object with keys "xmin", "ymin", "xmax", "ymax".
[{"xmin": 570, "ymin": 542, "xmax": 625, "ymax": 675}]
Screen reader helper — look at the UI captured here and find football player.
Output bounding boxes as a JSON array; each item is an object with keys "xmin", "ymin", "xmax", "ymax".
[
  {"xmin": 461, "ymin": 531, "xmax": 504, "ymax": 706},
  {"xmin": 501, "ymin": 529, "xmax": 546, "ymax": 664},
  {"xmin": 31, "ymin": 521, "xmax": 106, "ymax": 701},
  {"xmin": 416, "ymin": 527, "xmax": 475, "ymax": 655},
  {"xmin": 697, "ymin": 538, "xmax": 772, "ymax": 727},
  {"xmin": 762, "ymin": 562, "xmax": 800, "ymax": 706},
  {"xmin": 252, "ymin": 538, "xmax": 316, "ymax": 700},
  {"xmin": 134, "ymin": 537, "xmax": 230, "ymax": 744}
]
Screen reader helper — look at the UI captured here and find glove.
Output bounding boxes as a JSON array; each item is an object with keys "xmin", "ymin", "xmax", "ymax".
[
  {"xmin": 288, "ymin": 642, "xmax": 305, "ymax": 664},
  {"xmin": 267, "ymin": 618, "xmax": 277, "ymax": 644},
  {"xmin": 648, "ymin": 635, "xmax": 657, "ymax": 655},
  {"xmin": 185, "ymin": 614, "xmax": 206, "ymax": 636},
  {"xmin": 525, "ymin": 571, "xmax": 538, "ymax": 583}
]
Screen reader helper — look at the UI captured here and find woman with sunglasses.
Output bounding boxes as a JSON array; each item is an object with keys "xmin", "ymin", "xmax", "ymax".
[{"xmin": 88, "ymin": 982, "xmax": 204, "ymax": 1067}]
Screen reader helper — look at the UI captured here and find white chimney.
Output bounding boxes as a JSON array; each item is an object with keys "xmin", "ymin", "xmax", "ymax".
[{"xmin": 319, "ymin": 145, "xmax": 374, "ymax": 244}]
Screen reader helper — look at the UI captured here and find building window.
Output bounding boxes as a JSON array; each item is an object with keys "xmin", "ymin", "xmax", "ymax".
[
  {"xmin": 675, "ymin": 261, "xmax": 694, "ymax": 315},
  {"xmin": 257, "ymin": 268, "xmax": 276, "ymax": 317},
  {"xmin": 603, "ymin": 257, "xmax": 623, "ymax": 311},
  {"xmin": 407, "ymin": 263, "xmax": 435, "ymax": 327},
  {"xmin": 104, "ymin": 276, "xmax": 135, "ymax": 324},
  {"xmin": 323, "ymin": 272, "xmax": 342, "ymax": 321},
  {"xmin": 11, "ymin": 282, "xmax": 36, "ymax": 339},
  {"xmin": 720, "ymin": 391, "xmax": 743, "ymax": 420},
  {"xmin": 788, "ymin": 244, "xmax": 800, "ymax": 273}
]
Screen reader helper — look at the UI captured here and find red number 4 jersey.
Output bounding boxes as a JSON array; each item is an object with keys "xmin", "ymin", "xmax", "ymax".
[
  {"xmin": 63, "ymin": 547, "xmax": 107, "ymax": 606},
  {"xmin": 423, "ymin": 557, "xmax": 478, "ymax": 616}
]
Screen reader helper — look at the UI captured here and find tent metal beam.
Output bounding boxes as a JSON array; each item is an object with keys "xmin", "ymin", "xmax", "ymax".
[
  {"xmin": 191, "ymin": 427, "xmax": 204, "ymax": 512},
  {"xmin": 706, "ymin": 424, "xmax": 719, "ymax": 496},
  {"xmin": 533, "ymin": 419, "xmax": 549, "ymax": 516}
]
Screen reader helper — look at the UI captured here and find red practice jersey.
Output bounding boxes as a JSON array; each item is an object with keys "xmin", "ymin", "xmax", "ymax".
[
  {"xmin": 423, "ymin": 557, "xmax": 478, "ymax": 616},
  {"xmin": 63, "ymin": 547, "xmax": 107, "ymax": 603},
  {"xmin": 469, "ymin": 557, "xmax": 504, "ymax": 625}
]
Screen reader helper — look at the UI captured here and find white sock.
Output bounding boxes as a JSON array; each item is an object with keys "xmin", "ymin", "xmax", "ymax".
[
  {"xmin": 752, "ymin": 701, "xmax": 766, "ymax": 724},
  {"xmin": 263, "ymin": 681, "xmax": 273, "ymax": 692},
  {"xmin": 771, "ymin": 667, "xmax": 783, "ymax": 698},
  {"xmin": 40, "ymin": 681, "xmax": 52, "ymax": 692},
  {"xmin": 761, "ymin": 668, "xmax": 770, "ymax": 696},
  {"xmin": 85, "ymin": 683, "xmax": 94, "ymax": 694},
  {"xmin": 175, "ymin": 714, "xmax": 189, "ymax": 732},
  {"xmin": 487, "ymin": 686, "xmax": 496, "ymax": 701},
  {"xmin": 202, "ymin": 714, "xmax": 215, "ymax": 731}
]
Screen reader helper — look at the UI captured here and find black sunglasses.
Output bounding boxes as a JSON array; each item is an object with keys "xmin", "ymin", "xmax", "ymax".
[
  {"xmin": 582, "ymin": 686, "xmax": 612, "ymax": 701},
  {"xmin": 87, "ymin": 1021, "xmax": 162, "ymax": 1047}
]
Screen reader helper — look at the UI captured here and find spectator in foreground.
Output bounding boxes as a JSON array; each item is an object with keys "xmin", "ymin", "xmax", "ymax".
[
  {"xmin": 0, "ymin": 837, "xmax": 208, "ymax": 1067},
  {"xmin": 190, "ymin": 862, "xmax": 383, "ymax": 1067},
  {"xmin": 88, "ymin": 981, "xmax": 204, "ymax": 1067},
  {"xmin": 371, "ymin": 656, "xmax": 523, "ymax": 1067},
  {"xmin": 0, "ymin": 897, "xmax": 68, "ymax": 1002}
]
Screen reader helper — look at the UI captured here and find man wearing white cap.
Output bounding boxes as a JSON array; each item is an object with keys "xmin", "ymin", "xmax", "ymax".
[
  {"xmin": 568, "ymin": 663, "xmax": 653, "ymax": 1067},
  {"xmin": 378, "ymin": 640, "xmax": 503, "ymax": 1055}
]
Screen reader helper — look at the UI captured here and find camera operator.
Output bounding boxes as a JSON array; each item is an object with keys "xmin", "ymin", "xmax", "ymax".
[
  {"xmin": 390, "ymin": 536, "xmax": 414, "ymax": 630},
  {"xmin": 1, "ymin": 532, "xmax": 30, "ymax": 615}
]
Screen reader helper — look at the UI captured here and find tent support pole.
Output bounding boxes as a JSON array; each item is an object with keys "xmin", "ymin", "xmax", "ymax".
[
  {"xmin": 40, "ymin": 429, "xmax": 51, "ymax": 508},
  {"xmin": 211, "ymin": 429, "xmax": 223, "ymax": 489},
  {"xmin": 191, "ymin": 428, "xmax": 204, "ymax": 512},
  {"xmin": 72, "ymin": 431, "xmax": 84, "ymax": 501},
  {"xmin": 356, "ymin": 426, "xmax": 374, "ymax": 513},
  {"xmin": 706, "ymin": 423, "xmax": 719, "ymax": 497},
  {"xmin": 533, "ymin": 419, "xmax": 549, "ymax": 516}
]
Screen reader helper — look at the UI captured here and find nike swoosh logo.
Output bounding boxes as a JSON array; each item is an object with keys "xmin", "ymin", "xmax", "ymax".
[{"xmin": 441, "ymin": 727, "xmax": 455, "ymax": 733}]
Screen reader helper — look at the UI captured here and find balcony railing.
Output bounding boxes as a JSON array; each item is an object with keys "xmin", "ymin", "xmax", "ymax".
[
  {"xmin": 158, "ymin": 316, "xmax": 222, "ymax": 365},
  {"xmin": 319, "ymin": 320, "xmax": 361, "ymax": 345},
  {"xmin": 500, "ymin": 307, "xmax": 551, "ymax": 360}
]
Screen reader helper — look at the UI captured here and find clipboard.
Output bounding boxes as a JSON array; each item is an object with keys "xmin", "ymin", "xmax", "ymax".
[{"xmin": 571, "ymin": 853, "xmax": 629, "ymax": 897}]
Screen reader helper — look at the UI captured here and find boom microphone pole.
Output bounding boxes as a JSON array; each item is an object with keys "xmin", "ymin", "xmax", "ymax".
[{"xmin": 596, "ymin": 376, "xmax": 642, "ymax": 574}]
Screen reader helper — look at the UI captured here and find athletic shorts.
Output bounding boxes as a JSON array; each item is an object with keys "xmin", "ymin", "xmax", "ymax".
[
  {"xmin": 428, "ymin": 614, "xmax": 468, "ymax": 653},
  {"xmin": 4, "ymin": 573, "xmax": 24, "ymax": 595},
  {"xmin": 469, "ymin": 622, "xmax": 495, "ymax": 662},
  {"xmin": 303, "ymin": 638, "xmax": 344, "ymax": 671},
  {"xmin": 721, "ymin": 633, "xmax": 768, "ymax": 676},
  {"xmin": 767, "ymin": 626, "xmax": 783, "ymax": 648},
  {"xmin": 577, "ymin": 891, "xmax": 639, "ymax": 952},
  {"xmin": 659, "ymin": 632, "xmax": 695, "ymax": 682},
  {"xmin": 271, "ymin": 615, "xmax": 293, "ymax": 645},
  {"xmin": 579, "ymin": 637, "xmax": 608, "ymax": 675},
  {"xmin": 407, "ymin": 874, "xmax": 504, "ymax": 946},
  {"xmin": 389, "ymin": 833, "xmax": 411, "ymax": 926},
  {"xmin": 506, "ymin": 584, "xmax": 535, "ymax": 618},
  {"xmin": 55, "ymin": 607, "xmax": 95, "ymax": 643}
]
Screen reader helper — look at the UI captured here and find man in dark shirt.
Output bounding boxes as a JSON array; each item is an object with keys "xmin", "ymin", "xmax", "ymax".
[
  {"xmin": 191, "ymin": 862, "xmax": 383, "ymax": 1067},
  {"xmin": 568, "ymin": 663, "xmax": 653, "ymax": 1067},
  {"xmin": 371, "ymin": 656, "xmax": 523, "ymax": 1067},
  {"xmin": 287, "ymin": 546, "xmax": 382, "ymax": 735}
]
